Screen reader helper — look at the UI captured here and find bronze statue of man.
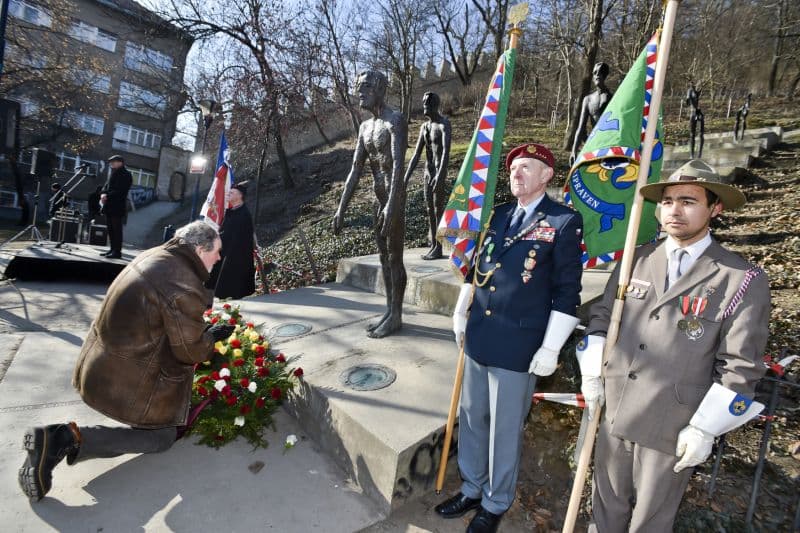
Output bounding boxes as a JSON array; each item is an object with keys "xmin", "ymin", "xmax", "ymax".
[
  {"xmin": 332, "ymin": 70, "xmax": 408, "ymax": 338},
  {"xmin": 734, "ymin": 93, "xmax": 752, "ymax": 141},
  {"xmin": 570, "ymin": 62, "xmax": 613, "ymax": 166},
  {"xmin": 404, "ymin": 92, "xmax": 451, "ymax": 260},
  {"xmin": 686, "ymin": 83, "xmax": 705, "ymax": 158}
]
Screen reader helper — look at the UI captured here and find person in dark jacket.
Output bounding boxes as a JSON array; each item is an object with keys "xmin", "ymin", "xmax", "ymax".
[
  {"xmin": 206, "ymin": 181, "xmax": 256, "ymax": 299},
  {"xmin": 100, "ymin": 155, "xmax": 132, "ymax": 258},
  {"xmin": 18, "ymin": 221, "xmax": 235, "ymax": 502}
]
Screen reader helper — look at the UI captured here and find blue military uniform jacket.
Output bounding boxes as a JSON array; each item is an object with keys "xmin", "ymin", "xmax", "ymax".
[{"xmin": 465, "ymin": 195, "xmax": 583, "ymax": 372}]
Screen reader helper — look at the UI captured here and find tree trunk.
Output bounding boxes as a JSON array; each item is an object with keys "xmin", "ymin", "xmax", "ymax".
[
  {"xmin": 272, "ymin": 119, "xmax": 294, "ymax": 190},
  {"xmin": 562, "ymin": 0, "xmax": 604, "ymax": 151},
  {"xmin": 253, "ymin": 141, "xmax": 268, "ymax": 224},
  {"xmin": 767, "ymin": 0, "xmax": 787, "ymax": 97}
]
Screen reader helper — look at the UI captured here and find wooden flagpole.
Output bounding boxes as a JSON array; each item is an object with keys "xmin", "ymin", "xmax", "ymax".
[
  {"xmin": 561, "ymin": 1, "xmax": 681, "ymax": 531},
  {"xmin": 435, "ymin": 3, "xmax": 528, "ymax": 494}
]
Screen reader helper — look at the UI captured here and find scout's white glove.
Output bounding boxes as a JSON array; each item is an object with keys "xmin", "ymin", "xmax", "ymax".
[
  {"xmin": 575, "ymin": 335, "xmax": 605, "ymax": 420},
  {"xmin": 452, "ymin": 283, "xmax": 472, "ymax": 349},
  {"xmin": 674, "ymin": 383, "xmax": 765, "ymax": 473},
  {"xmin": 529, "ymin": 311, "xmax": 580, "ymax": 376},
  {"xmin": 674, "ymin": 425, "xmax": 714, "ymax": 473}
]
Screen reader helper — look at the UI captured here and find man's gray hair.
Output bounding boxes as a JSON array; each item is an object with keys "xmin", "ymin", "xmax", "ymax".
[{"xmin": 174, "ymin": 221, "xmax": 219, "ymax": 251}]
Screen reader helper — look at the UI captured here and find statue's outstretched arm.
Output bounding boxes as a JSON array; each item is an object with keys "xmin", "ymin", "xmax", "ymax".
[{"xmin": 404, "ymin": 125, "xmax": 426, "ymax": 187}]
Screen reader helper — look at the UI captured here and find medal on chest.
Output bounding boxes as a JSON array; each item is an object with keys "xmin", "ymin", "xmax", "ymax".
[
  {"xmin": 520, "ymin": 250, "xmax": 536, "ymax": 284},
  {"xmin": 677, "ymin": 295, "xmax": 708, "ymax": 341}
]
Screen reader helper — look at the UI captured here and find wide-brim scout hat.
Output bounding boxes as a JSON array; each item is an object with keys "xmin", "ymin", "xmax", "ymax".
[
  {"xmin": 506, "ymin": 143, "xmax": 555, "ymax": 170},
  {"xmin": 640, "ymin": 159, "xmax": 746, "ymax": 209}
]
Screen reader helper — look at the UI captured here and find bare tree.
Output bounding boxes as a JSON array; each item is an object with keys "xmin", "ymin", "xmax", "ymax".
[
  {"xmin": 433, "ymin": 0, "xmax": 490, "ymax": 86},
  {"xmin": 470, "ymin": 0, "xmax": 510, "ymax": 61},
  {"xmin": 159, "ymin": 0, "xmax": 297, "ymax": 189}
]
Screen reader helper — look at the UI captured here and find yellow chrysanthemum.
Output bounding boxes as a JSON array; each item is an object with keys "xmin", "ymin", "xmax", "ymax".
[{"xmin": 233, "ymin": 348, "xmax": 243, "ymax": 358}]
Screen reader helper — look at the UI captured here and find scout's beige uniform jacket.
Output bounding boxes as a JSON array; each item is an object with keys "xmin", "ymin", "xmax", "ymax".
[{"xmin": 588, "ymin": 238, "xmax": 769, "ymax": 455}]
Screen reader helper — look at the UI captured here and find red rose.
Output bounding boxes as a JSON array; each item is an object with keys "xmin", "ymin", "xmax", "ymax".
[
  {"xmin": 233, "ymin": 359, "xmax": 245, "ymax": 367},
  {"xmin": 254, "ymin": 357, "xmax": 264, "ymax": 367},
  {"xmin": 210, "ymin": 390, "xmax": 219, "ymax": 399},
  {"xmin": 211, "ymin": 371, "xmax": 220, "ymax": 380},
  {"xmin": 254, "ymin": 345, "xmax": 266, "ymax": 356},
  {"xmin": 223, "ymin": 374, "xmax": 230, "ymax": 381},
  {"xmin": 221, "ymin": 363, "xmax": 229, "ymax": 369},
  {"xmin": 240, "ymin": 377, "xmax": 250, "ymax": 388},
  {"xmin": 230, "ymin": 339, "xmax": 242, "ymax": 348},
  {"xmin": 215, "ymin": 435, "xmax": 225, "ymax": 441},
  {"xmin": 246, "ymin": 322, "xmax": 255, "ymax": 329},
  {"xmin": 226, "ymin": 396, "xmax": 237, "ymax": 406},
  {"xmin": 270, "ymin": 387, "xmax": 282, "ymax": 400},
  {"xmin": 255, "ymin": 397, "xmax": 265, "ymax": 408},
  {"xmin": 222, "ymin": 385, "xmax": 231, "ymax": 395},
  {"xmin": 276, "ymin": 353, "xmax": 286, "ymax": 363},
  {"xmin": 198, "ymin": 376, "xmax": 210, "ymax": 384},
  {"xmin": 228, "ymin": 318, "xmax": 237, "ymax": 325},
  {"xmin": 258, "ymin": 336, "xmax": 264, "ymax": 342},
  {"xmin": 240, "ymin": 405, "xmax": 251, "ymax": 415},
  {"xmin": 223, "ymin": 303, "xmax": 232, "ymax": 310},
  {"xmin": 204, "ymin": 309, "xmax": 212, "ymax": 316},
  {"xmin": 293, "ymin": 367, "xmax": 304, "ymax": 378},
  {"xmin": 197, "ymin": 386, "xmax": 208, "ymax": 396},
  {"xmin": 258, "ymin": 367, "xmax": 270, "ymax": 377},
  {"xmin": 210, "ymin": 317, "xmax": 219, "ymax": 324}
]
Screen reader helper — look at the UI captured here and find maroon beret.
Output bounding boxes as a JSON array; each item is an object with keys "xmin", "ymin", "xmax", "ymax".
[{"xmin": 505, "ymin": 143, "xmax": 555, "ymax": 170}]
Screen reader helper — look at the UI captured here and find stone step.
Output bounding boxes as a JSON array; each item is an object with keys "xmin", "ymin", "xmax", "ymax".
[
  {"xmin": 702, "ymin": 126, "xmax": 783, "ymax": 150},
  {"xmin": 336, "ymin": 248, "xmax": 613, "ymax": 323},
  {"xmin": 665, "ymin": 137, "xmax": 767, "ymax": 158}
]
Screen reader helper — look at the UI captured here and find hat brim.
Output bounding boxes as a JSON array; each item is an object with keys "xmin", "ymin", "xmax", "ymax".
[{"xmin": 639, "ymin": 181, "xmax": 746, "ymax": 210}]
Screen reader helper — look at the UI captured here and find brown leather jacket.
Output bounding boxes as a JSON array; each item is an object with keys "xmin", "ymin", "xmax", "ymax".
[{"xmin": 73, "ymin": 239, "xmax": 215, "ymax": 428}]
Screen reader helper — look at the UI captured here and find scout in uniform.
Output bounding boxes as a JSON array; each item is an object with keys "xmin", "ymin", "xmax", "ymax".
[
  {"xmin": 435, "ymin": 143, "xmax": 584, "ymax": 533},
  {"xmin": 577, "ymin": 159, "xmax": 770, "ymax": 532}
]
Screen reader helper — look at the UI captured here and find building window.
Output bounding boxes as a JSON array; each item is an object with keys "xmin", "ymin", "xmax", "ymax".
[
  {"xmin": 64, "ymin": 111, "xmax": 105, "ymax": 135},
  {"xmin": 113, "ymin": 122, "xmax": 162, "ymax": 149},
  {"xmin": 129, "ymin": 167, "xmax": 156, "ymax": 188},
  {"xmin": 124, "ymin": 42, "xmax": 173, "ymax": 74},
  {"xmin": 73, "ymin": 69, "xmax": 111, "ymax": 93},
  {"xmin": 118, "ymin": 81, "xmax": 166, "ymax": 118},
  {"xmin": 0, "ymin": 190, "xmax": 19, "ymax": 208},
  {"xmin": 68, "ymin": 21, "xmax": 117, "ymax": 52},
  {"xmin": 57, "ymin": 152, "xmax": 99, "ymax": 176},
  {"xmin": 9, "ymin": 0, "xmax": 52, "ymax": 27},
  {"xmin": 4, "ymin": 44, "xmax": 46, "ymax": 69}
]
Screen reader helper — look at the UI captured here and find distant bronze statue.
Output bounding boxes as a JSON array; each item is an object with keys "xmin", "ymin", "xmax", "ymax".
[
  {"xmin": 404, "ymin": 92, "xmax": 451, "ymax": 260},
  {"xmin": 570, "ymin": 62, "xmax": 613, "ymax": 166},
  {"xmin": 332, "ymin": 70, "xmax": 408, "ymax": 338},
  {"xmin": 686, "ymin": 83, "xmax": 705, "ymax": 158},
  {"xmin": 733, "ymin": 93, "xmax": 752, "ymax": 141}
]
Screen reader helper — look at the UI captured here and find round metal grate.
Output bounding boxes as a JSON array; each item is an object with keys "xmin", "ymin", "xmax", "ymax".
[
  {"xmin": 340, "ymin": 364, "xmax": 397, "ymax": 391},
  {"xmin": 271, "ymin": 322, "xmax": 312, "ymax": 338}
]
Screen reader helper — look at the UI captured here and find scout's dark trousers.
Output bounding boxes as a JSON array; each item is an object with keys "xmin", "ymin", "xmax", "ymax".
[
  {"xmin": 73, "ymin": 426, "xmax": 176, "ymax": 462},
  {"xmin": 106, "ymin": 215, "xmax": 123, "ymax": 254}
]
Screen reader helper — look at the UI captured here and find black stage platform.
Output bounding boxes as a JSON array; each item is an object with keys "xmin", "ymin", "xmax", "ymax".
[{"xmin": 1, "ymin": 241, "xmax": 137, "ymax": 282}]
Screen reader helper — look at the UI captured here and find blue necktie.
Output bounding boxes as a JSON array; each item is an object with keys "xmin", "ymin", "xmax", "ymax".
[{"xmin": 506, "ymin": 207, "xmax": 525, "ymax": 238}]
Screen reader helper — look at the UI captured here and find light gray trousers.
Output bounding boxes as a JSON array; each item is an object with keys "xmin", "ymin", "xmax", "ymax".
[
  {"xmin": 589, "ymin": 417, "xmax": 693, "ymax": 533},
  {"xmin": 458, "ymin": 355, "xmax": 536, "ymax": 515},
  {"xmin": 73, "ymin": 425, "xmax": 177, "ymax": 463}
]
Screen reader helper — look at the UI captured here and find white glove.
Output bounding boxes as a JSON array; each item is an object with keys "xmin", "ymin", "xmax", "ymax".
[
  {"xmin": 529, "ymin": 311, "xmax": 580, "ymax": 376},
  {"xmin": 452, "ymin": 283, "xmax": 472, "ymax": 349},
  {"xmin": 576, "ymin": 335, "xmax": 605, "ymax": 420},
  {"xmin": 673, "ymin": 425, "xmax": 714, "ymax": 473}
]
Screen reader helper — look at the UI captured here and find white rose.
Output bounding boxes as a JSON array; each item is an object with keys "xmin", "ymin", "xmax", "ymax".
[
  {"xmin": 220, "ymin": 368, "xmax": 231, "ymax": 378},
  {"xmin": 221, "ymin": 312, "xmax": 231, "ymax": 320},
  {"xmin": 214, "ymin": 379, "xmax": 227, "ymax": 392},
  {"xmin": 248, "ymin": 382, "xmax": 257, "ymax": 393},
  {"xmin": 234, "ymin": 416, "xmax": 245, "ymax": 427},
  {"xmin": 285, "ymin": 434, "xmax": 298, "ymax": 448}
]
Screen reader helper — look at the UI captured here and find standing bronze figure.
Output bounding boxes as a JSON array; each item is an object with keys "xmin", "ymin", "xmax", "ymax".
[
  {"xmin": 404, "ymin": 92, "xmax": 451, "ymax": 260},
  {"xmin": 686, "ymin": 84, "xmax": 705, "ymax": 158},
  {"xmin": 733, "ymin": 93, "xmax": 752, "ymax": 141},
  {"xmin": 570, "ymin": 62, "xmax": 614, "ymax": 166},
  {"xmin": 332, "ymin": 70, "xmax": 408, "ymax": 338}
]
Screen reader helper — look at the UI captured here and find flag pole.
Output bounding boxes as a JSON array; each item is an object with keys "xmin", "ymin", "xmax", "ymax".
[
  {"xmin": 434, "ymin": 4, "xmax": 528, "ymax": 494},
  {"xmin": 561, "ymin": 1, "xmax": 681, "ymax": 531}
]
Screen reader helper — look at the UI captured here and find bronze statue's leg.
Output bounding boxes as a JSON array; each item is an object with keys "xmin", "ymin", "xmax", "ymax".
[
  {"xmin": 423, "ymin": 177, "xmax": 446, "ymax": 260},
  {"xmin": 734, "ymin": 112, "xmax": 742, "ymax": 141},
  {"xmin": 698, "ymin": 116, "xmax": 705, "ymax": 159},
  {"xmin": 367, "ymin": 219, "xmax": 392, "ymax": 332},
  {"xmin": 369, "ymin": 212, "xmax": 406, "ymax": 338},
  {"xmin": 689, "ymin": 116, "xmax": 697, "ymax": 159},
  {"xmin": 422, "ymin": 177, "xmax": 442, "ymax": 260}
]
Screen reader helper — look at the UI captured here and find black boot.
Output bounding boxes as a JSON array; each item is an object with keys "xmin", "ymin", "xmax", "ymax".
[
  {"xmin": 19, "ymin": 423, "xmax": 81, "ymax": 501},
  {"xmin": 435, "ymin": 492, "xmax": 482, "ymax": 518}
]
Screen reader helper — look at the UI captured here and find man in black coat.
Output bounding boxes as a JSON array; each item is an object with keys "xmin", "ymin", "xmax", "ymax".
[
  {"xmin": 100, "ymin": 155, "xmax": 132, "ymax": 259},
  {"xmin": 206, "ymin": 181, "xmax": 256, "ymax": 299}
]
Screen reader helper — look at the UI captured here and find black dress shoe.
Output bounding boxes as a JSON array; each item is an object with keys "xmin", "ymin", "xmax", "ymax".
[
  {"xmin": 434, "ymin": 492, "xmax": 481, "ymax": 518},
  {"xmin": 106, "ymin": 252, "xmax": 122, "ymax": 259},
  {"xmin": 466, "ymin": 507, "xmax": 503, "ymax": 533},
  {"xmin": 99, "ymin": 250, "xmax": 112, "ymax": 256},
  {"xmin": 19, "ymin": 423, "xmax": 81, "ymax": 501}
]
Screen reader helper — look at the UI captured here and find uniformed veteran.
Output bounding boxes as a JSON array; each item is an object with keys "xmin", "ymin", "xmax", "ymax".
[
  {"xmin": 435, "ymin": 143, "xmax": 583, "ymax": 533},
  {"xmin": 578, "ymin": 159, "xmax": 770, "ymax": 532}
]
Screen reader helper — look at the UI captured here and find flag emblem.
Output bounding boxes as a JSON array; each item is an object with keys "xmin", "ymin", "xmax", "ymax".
[{"xmin": 729, "ymin": 394, "xmax": 752, "ymax": 416}]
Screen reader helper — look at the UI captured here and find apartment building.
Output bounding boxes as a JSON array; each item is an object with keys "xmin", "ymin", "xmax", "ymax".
[{"xmin": 2, "ymin": 0, "xmax": 192, "ymax": 206}]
